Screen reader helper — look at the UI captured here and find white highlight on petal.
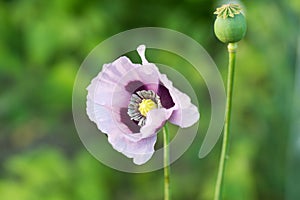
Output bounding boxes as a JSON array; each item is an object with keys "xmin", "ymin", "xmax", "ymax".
[{"xmin": 137, "ymin": 44, "xmax": 149, "ymax": 65}]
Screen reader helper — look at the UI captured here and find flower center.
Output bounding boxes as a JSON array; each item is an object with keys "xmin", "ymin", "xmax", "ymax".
[
  {"xmin": 127, "ymin": 90, "xmax": 162, "ymax": 127},
  {"xmin": 138, "ymin": 99, "xmax": 157, "ymax": 117}
]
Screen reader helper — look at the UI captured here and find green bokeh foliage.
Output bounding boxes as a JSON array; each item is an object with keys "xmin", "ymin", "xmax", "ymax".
[{"xmin": 0, "ymin": 0, "xmax": 298, "ymax": 199}]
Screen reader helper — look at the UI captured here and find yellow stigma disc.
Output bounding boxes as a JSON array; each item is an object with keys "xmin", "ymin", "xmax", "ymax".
[{"xmin": 138, "ymin": 99, "xmax": 157, "ymax": 117}]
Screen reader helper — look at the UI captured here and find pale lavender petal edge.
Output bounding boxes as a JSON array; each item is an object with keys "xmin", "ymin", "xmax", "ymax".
[
  {"xmin": 159, "ymin": 74, "xmax": 200, "ymax": 128},
  {"xmin": 107, "ymin": 130, "xmax": 157, "ymax": 165}
]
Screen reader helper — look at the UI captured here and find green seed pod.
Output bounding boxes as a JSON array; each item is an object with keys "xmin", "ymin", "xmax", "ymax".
[{"xmin": 214, "ymin": 4, "xmax": 247, "ymax": 43}]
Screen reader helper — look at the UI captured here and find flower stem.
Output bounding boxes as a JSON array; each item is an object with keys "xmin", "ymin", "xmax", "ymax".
[
  {"xmin": 214, "ymin": 43, "xmax": 237, "ymax": 200},
  {"xmin": 163, "ymin": 123, "xmax": 170, "ymax": 200}
]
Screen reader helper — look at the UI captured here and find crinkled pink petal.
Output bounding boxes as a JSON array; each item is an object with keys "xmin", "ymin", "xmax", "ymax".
[
  {"xmin": 123, "ymin": 108, "xmax": 173, "ymax": 142},
  {"xmin": 140, "ymin": 108, "xmax": 173, "ymax": 137},
  {"xmin": 87, "ymin": 57, "xmax": 139, "ymax": 106},
  {"xmin": 87, "ymin": 101, "xmax": 159, "ymax": 165},
  {"xmin": 86, "ymin": 100, "xmax": 130, "ymax": 134},
  {"xmin": 107, "ymin": 130, "xmax": 157, "ymax": 165},
  {"xmin": 87, "ymin": 57, "xmax": 161, "ymax": 109}
]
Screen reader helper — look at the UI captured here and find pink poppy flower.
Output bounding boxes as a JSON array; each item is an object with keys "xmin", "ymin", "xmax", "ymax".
[{"xmin": 86, "ymin": 45, "xmax": 199, "ymax": 165}]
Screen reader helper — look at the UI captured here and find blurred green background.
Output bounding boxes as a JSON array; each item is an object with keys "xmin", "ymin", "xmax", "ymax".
[{"xmin": 1, "ymin": 0, "xmax": 300, "ymax": 199}]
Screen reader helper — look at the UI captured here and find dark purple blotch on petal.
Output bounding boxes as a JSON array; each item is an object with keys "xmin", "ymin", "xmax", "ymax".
[
  {"xmin": 125, "ymin": 81, "xmax": 146, "ymax": 94},
  {"xmin": 157, "ymin": 83, "xmax": 175, "ymax": 109},
  {"xmin": 120, "ymin": 107, "xmax": 140, "ymax": 133}
]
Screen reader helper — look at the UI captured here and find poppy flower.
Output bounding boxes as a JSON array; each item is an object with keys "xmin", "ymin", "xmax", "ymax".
[{"xmin": 86, "ymin": 45, "xmax": 199, "ymax": 165}]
